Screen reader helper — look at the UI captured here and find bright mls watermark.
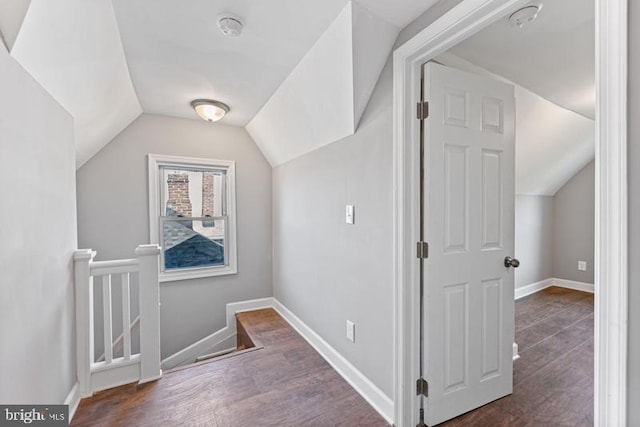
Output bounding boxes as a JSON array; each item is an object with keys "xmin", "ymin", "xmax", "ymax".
[{"xmin": 0, "ymin": 405, "xmax": 67, "ymax": 426}]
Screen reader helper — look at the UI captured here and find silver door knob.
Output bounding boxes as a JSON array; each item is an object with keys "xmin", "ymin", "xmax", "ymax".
[{"xmin": 504, "ymin": 256, "xmax": 520, "ymax": 268}]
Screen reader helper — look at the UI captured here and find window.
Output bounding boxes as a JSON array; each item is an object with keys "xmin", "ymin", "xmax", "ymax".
[{"xmin": 148, "ymin": 154, "xmax": 237, "ymax": 281}]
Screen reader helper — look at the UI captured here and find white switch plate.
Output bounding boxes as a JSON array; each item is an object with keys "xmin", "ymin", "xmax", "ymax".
[
  {"xmin": 346, "ymin": 320, "xmax": 355, "ymax": 342},
  {"xmin": 578, "ymin": 261, "xmax": 587, "ymax": 271},
  {"xmin": 345, "ymin": 205, "xmax": 355, "ymax": 224}
]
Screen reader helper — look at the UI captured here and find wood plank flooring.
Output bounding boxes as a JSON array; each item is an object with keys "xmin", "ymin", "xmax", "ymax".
[
  {"xmin": 440, "ymin": 286, "xmax": 594, "ymax": 426},
  {"xmin": 71, "ymin": 308, "xmax": 389, "ymax": 427},
  {"xmin": 72, "ymin": 287, "xmax": 592, "ymax": 426}
]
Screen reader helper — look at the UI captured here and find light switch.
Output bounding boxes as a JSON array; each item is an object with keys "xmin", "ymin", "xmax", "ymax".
[
  {"xmin": 346, "ymin": 205, "xmax": 355, "ymax": 224},
  {"xmin": 578, "ymin": 261, "xmax": 587, "ymax": 271},
  {"xmin": 346, "ymin": 320, "xmax": 355, "ymax": 342}
]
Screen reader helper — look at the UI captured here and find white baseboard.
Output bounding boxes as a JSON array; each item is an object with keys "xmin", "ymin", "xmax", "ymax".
[
  {"xmin": 551, "ymin": 278, "xmax": 594, "ymax": 294},
  {"xmin": 64, "ymin": 382, "xmax": 81, "ymax": 423},
  {"xmin": 161, "ymin": 297, "xmax": 274, "ymax": 370},
  {"xmin": 515, "ymin": 278, "xmax": 594, "ymax": 300},
  {"xmin": 161, "ymin": 296, "xmax": 392, "ymax": 423},
  {"xmin": 513, "ymin": 342, "xmax": 520, "ymax": 361},
  {"xmin": 515, "ymin": 278, "xmax": 554, "ymax": 300},
  {"xmin": 226, "ymin": 297, "xmax": 274, "ymax": 327},
  {"xmin": 272, "ymin": 299, "xmax": 394, "ymax": 424}
]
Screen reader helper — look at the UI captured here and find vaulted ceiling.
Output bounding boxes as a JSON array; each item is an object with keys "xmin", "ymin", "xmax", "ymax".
[
  {"xmin": 444, "ymin": 0, "xmax": 595, "ymax": 195},
  {"xmin": 450, "ymin": 0, "xmax": 595, "ymax": 119},
  {"xmin": 0, "ymin": 0, "xmax": 439, "ymax": 168},
  {"xmin": 0, "ymin": 0, "xmax": 595, "ymax": 192}
]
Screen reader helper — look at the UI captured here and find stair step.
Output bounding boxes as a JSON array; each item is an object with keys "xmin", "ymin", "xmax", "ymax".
[
  {"xmin": 196, "ymin": 347, "xmax": 237, "ymax": 362},
  {"xmin": 166, "ymin": 310, "xmax": 265, "ymax": 374}
]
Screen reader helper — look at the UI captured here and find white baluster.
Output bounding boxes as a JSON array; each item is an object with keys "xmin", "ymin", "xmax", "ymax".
[
  {"xmin": 121, "ymin": 273, "xmax": 132, "ymax": 360},
  {"xmin": 102, "ymin": 275, "xmax": 113, "ymax": 364}
]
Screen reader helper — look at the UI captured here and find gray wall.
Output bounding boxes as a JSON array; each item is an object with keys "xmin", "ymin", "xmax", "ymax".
[
  {"xmin": 552, "ymin": 160, "xmax": 595, "ymax": 283},
  {"xmin": 76, "ymin": 114, "xmax": 272, "ymax": 359},
  {"xmin": 0, "ymin": 45, "xmax": 77, "ymax": 403},
  {"xmin": 271, "ymin": 0, "xmax": 463, "ymax": 400},
  {"xmin": 628, "ymin": 1, "xmax": 639, "ymax": 423},
  {"xmin": 515, "ymin": 195, "xmax": 554, "ymax": 288},
  {"xmin": 515, "ymin": 161, "xmax": 595, "ymax": 288},
  {"xmin": 273, "ymin": 59, "xmax": 394, "ymax": 398}
]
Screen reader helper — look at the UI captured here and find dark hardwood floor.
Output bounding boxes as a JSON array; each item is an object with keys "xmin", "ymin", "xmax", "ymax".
[
  {"xmin": 71, "ymin": 308, "xmax": 389, "ymax": 427},
  {"xmin": 440, "ymin": 286, "xmax": 594, "ymax": 426},
  {"xmin": 72, "ymin": 287, "xmax": 592, "ymax": 426}
]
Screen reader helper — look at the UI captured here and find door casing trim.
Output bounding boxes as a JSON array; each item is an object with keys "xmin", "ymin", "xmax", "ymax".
[{"xmin": 391, "ymin": 0, "xmax": 628, "ymax": 425}]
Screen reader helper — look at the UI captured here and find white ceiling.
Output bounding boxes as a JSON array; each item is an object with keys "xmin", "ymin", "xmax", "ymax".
[
  {"xmin": 357, "ymin": 0, "xmax": 441, "ymax": 28},
  {"xmin": 111, "ymin": 0, "xmax": 438, "ymax": 128},
  {"xmin": 0, "ymin": 0, "xmax": 30, "ymax": 51},
  {"xmin": 10, "ymin": 0, "xmax": 142, "ymax": 168},
  {"xmin": 439, "ymin": 0, "xmax": 595, "ymax": 196},
  {"xmin": 0, "ymin": 0, "xmax": 442, "ymax": 167},
  {"xmin": 247, "ymin": 2, "xmax": 398, "ymax": 166},
  {"xmin": 112, "ymin": 0, "xmax": 348, "ymax": 126},
  {"xmin": 450, "ymin": 0, "xmax": 595, "ymax": 119}
]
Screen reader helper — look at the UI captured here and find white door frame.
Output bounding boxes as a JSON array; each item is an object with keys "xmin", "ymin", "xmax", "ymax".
[{"xmin": 391, "ymin": 0, "xmax": 628, "ymax": 426}]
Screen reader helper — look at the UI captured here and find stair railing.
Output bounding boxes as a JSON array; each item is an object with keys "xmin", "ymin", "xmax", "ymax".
[{"xmin": 73, "ymin": 244, "xmax": 161, "ymax": 397}]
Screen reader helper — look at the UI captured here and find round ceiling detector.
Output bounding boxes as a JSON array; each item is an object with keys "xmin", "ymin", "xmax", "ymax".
[
  {"xmin": 508, "ymin": 4, "xmax": 542, "ymax": 28},
  {"xmin": 218, "ymin": 15, "xmax": 243, "ymax": 37}
]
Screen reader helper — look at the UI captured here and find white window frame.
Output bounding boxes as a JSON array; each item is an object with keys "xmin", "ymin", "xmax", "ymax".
[{"xmin": 148, "ymin": 154, "xmax": 237, "ymax": 282}]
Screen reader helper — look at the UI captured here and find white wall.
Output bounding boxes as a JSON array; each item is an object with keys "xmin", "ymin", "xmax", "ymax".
[
  {"xmin": 0, "ymin": 44, "xmax": 77, "ymax": 403},
  {"xmin": 628, "ymin": 1, "xmax": 640, "ymax": 423},
  {"xmin": 76, "ymin": 114, "xmax": 272, "ymax": 359},
  {"xmin": 515, "ymin": 195, "xmax": 554, "ymax": 288},
  {"xmin": 552, "ymin": 161, "xmax": 595, "ymax": 283}
]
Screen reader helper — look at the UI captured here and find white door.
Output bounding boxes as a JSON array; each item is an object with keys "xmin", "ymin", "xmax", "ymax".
[{"xmin": 423, "ymin": 62, "xmax": 516, "ymax": 425}]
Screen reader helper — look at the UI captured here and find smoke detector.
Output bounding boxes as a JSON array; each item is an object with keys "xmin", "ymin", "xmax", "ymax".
[
  {"xmin": 218, "ymin": 14, "xmax": 244, "ymax": 37},
  {"xmin": 508, "ymin": 4, "xmax": 543, "ymax": 28}
]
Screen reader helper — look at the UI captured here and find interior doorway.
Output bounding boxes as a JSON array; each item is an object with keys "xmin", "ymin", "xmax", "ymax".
[{"xmin": 392, "ymin": 0, "xmax": 627, "ymax": 426}]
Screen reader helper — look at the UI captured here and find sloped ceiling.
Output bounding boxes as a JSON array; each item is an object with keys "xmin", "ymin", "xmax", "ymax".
[
  {"xmin": 10, "ymin": 0, "xmax": 142, "ymax": 168},
  {"xmin": 111, "ymin": 0, "xmax": 347, "ymax": 127},
  {"xmin": 450, "ymin": 0, "xmax": 595, "ymax": 119},
  {"xmin": 246, "ymin": 2, "xmax": 398, "ymax": 166},
  {"xmin": 0, "ymin": 0, "xmax": 31, "ymax": 51},
  {"xmin": 514, "ymin": 83, "xmax": 594, "ymax": 195},
  {"xmin": 435, "ymin": 52, "xmax": 594, "ymax": 196},
  {"xmin": 3, "ymin": 0, "xmax": 440, "ymax": 169},
  {"xmin": 443, "ymin": 0, "xmax": 595, "ymax": 195}
]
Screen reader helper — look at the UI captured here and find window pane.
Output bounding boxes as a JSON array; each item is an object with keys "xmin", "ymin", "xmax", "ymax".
[
  {"xmin": 162, "ymin": 218, "xmax": 226, "ymax": 270},
  {"xmin": 160, "ymin": 167, "xmax": 226, "ymax": 217}
]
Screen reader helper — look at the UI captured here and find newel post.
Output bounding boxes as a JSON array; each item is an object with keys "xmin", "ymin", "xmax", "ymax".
[
  {"xmin": 136, "ymin": 244, "xmax": 162, "ymax": 383},
  {"xmin": 73, "ymin": 249, "xmax": 96, "ymax": 397}
]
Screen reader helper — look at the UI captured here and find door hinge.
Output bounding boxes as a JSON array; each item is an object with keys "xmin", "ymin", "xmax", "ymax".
[
  {"xmin": 416, "ymin": 241, "xmax": 429, "ymax": 259},
  {"xmin": 416, "ymin": 101, "xmax": 429, "ymax": 120},
  {"xmin": 416, "ymin": 378, "xmax": 429, "ymax": 397}
]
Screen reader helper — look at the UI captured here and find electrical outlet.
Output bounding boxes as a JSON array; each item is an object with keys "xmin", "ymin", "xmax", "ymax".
[
  {"xmin": 346, "ymin": 320, "xmax": 355, "ymax": 342},
  {"xmin": 345, "ymin": 205, "xmax": 355, "ymax": 224},
  {"xmin": 578, "ymin": 261, "xmax": 587, "ymax": 271}
]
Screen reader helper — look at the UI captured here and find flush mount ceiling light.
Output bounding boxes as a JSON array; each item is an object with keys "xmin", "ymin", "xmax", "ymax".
[
  {"xmin": 508, "ymin": 4, "xmax": 543, "ymax": 28},
  {"xmin": 218, "ymin": 14, "xmax": 244, "ymax": 37},
  {"xmin": 191, "ymin": 99, "xmax": 230, "ymax": 122}
]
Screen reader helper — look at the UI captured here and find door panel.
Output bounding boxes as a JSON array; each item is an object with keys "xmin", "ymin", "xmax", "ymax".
[
  {"xmin": 423, "ymin": 62, "xmax": 515, "ymax": 425},
  {"xmin": 481, "ymin": 149, "xmax": 503, "ymax": 249},
  {"xmin": 443, "ymin": 145, "xmax": 469, "ymax": 253},
  {"xmin": 443, "ymin": 282, "xmax": 468, "ymax": 393}
]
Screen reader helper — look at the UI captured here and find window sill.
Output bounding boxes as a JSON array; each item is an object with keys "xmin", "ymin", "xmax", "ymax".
[{"xmin": 159, "ymin": 266, "xmax": 237, "ymax": 283}]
